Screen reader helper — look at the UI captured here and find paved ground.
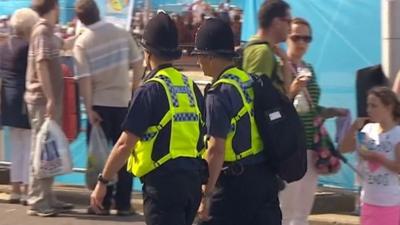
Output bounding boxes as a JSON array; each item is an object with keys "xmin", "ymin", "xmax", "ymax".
[
  {"xmin": 0, "ymin": 201, "xmax": 360, "ymax": 225},
  {"xmin": 0, "ymin": 202, "xmax": 146, "ymax": 225},
  {"xmin": 0, "ymin": 183, "xmax": 147, "ymax": 225},
  {"xmin": 0, "ymin": 184, "xmax": 360, "ymax": 225}
]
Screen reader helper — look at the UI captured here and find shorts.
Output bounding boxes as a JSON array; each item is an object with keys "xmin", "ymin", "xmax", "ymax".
[{"xmin": 361, "ymin": 203, "xmax": 400, "ymax": 225}]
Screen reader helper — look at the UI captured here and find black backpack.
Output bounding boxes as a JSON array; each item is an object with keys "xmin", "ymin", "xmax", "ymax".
[
  {"xmin": 238, "ymin": 40, "xmax": 307, "ymax": 182},
  {"xmin": 251, "ymin": 74, "xmax": 307, "ymax": 183}
]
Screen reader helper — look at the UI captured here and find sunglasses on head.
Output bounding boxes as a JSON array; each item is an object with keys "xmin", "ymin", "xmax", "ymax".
[{"xmin": 290, "ymin": 35, "xmax": 312, "ymax": 43}]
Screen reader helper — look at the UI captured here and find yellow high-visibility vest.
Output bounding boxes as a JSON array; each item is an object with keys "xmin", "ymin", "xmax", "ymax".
[
  {"xmin": 127, "ymin": 67, "xmax": 203, "ymax": 177},
  {"xmin": 208, "ymin": 67, "xmax": 263, "ymax": 162}
]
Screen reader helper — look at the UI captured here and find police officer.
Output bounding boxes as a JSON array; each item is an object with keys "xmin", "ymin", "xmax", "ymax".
[
  {"xmin": 194, "ymin": 18, "xmax": 282, "ymax": 225},
  {"xmin": 90, "ymin": 12, "xmax": 206, "ymax": 225}
]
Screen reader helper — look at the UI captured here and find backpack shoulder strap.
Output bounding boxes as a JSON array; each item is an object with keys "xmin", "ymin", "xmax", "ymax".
[
  {"xmin": 213, "ymin": 76, "xmax": 252, "ymax": 111},
  {"xmin": 213, "ymin": 77, "xmax": 252, "ymax": 122},
  {"xmin": 244, "ymin": 41, "xmax": 281, "ymax": 85},
  {"xmin": 243, "ymin": 40, "xmax": 270, "ymax": 51}
]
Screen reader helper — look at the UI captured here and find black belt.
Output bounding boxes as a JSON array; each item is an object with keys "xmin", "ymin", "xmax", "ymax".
[{"xmin": 221, "ymin": 161, "xmax": 266, "ymax": 176}]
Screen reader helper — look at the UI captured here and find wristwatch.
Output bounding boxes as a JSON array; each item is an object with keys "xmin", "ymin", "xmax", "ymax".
[
  {"xmin": 97, "ymin": 173, "xmax": 111, "ymax": 185},
  {"xmin": 202, "ymin": 190, "xmax": 213, "ymax": 199}
]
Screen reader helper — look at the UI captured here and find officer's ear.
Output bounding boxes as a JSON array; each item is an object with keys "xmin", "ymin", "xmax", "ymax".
[
  {"xmin": 144, "ymin": 50, "xmax": 150, "ymax": 57},
  {"xmin": 144, "ymin": 50, "xmax": 153, "ymax": 70},
  {"xmin": 208, "ymin": 55, "xmax": 217, "ymax": 65},
  {"xmin": 207, "ymin": 55, "xmax": 215, "ymax": 62}
]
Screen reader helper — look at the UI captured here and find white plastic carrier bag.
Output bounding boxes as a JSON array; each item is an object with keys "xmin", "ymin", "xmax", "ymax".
[{"xmin": 33, "ymin": 118, "xmax": 73, "ymax": 178}]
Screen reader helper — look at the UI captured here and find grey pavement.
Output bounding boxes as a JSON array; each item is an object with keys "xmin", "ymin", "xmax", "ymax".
[
  {"xmin": 0, "ymin": 184, "xmax": 361, "ymax": 225},
  {"xmin": 0, "ymin": 185, "xmax": 146, "ymax": 225},
  {"xmin": 0, "ymin": 202, "xmax": 146, "ymax": 225},
  {"xmin": 0, "ymin": 199, "xmax": 360, "ymax": 225}
]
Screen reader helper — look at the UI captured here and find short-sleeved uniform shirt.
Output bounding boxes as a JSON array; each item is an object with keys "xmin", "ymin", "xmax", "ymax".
[
  {"xmin": 122, "ymin": 64, "xmax": 205, "ymax": 174},
  {"xmin": 205, "ymin": 66, "xmax": 265, "ymax": 165},
  {"xmin": 74, "ymin": 21, "xmax": 143, "ymax": 107},
  {"xmin": 25, "ymin": 18, "xmax": 64, "ymax": 105}
]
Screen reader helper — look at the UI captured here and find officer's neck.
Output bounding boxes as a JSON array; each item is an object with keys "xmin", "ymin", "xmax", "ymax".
[
  {"xmin": 210, "ymin": 58, "xmax": 235, "ymax": 81},
  {"xmin": 149, "ymin": 59, "xmax": 173, "ymax": 71}
]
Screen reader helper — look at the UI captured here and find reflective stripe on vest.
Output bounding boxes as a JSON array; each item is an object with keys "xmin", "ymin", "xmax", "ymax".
[
  {"xmin": 210, "ymin": 67, "xmax": 263, "ymax": 162},
  {"xmin": 127, "ymin": 67, "xmax": 203, "ymax": 177}
]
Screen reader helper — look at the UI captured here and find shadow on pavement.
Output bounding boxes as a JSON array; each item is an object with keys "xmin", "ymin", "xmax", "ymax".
[
  {"xmin": 0, "ymin": 199, "xmax": 9, "ymax": 204},
  {"xmin": 60, "ymin": 210, "xmax": 145, "ymax": 222}
]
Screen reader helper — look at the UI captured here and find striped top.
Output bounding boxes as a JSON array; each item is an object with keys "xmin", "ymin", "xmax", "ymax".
[
  {"xmin": 295, "ymin": 62, "xmax": 322, "ymax": 150},
  {"xmin": 74, "ymin": 21, "xmax": 143, "ymax": 107},
  {"xmin": 25, "ymin": 19, "xmax": 64, "ymax": 105}
]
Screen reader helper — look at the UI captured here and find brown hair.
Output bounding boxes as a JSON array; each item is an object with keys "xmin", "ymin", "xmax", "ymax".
[
  {"xmin": 75, "ymin": 0, "xmax": 100, "ymax": 26},
  {"xmin": 290, "ymin": 17, "xmax": 312, "ymax": 36},
  {"xmin": 368, "ymin": 86, "xmax": 400, "ymax": 120},
  {"xmin": 31, "ymin": 0, "xmax": 58, "ymax": 16},
  {"xmin": 258, "ymin": 0, "xmax": 290, "ymax": 29}
]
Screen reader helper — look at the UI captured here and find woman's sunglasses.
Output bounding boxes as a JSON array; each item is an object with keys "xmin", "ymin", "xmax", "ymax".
[{"xmin": 289, "ymin": 35, "xmax": 313, "ymax": 43}]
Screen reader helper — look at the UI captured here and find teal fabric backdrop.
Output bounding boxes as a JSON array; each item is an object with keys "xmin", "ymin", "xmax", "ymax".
[
  {"xmin": 0, "ymin": 0, "xmax": 76, "ymax": 24},
  {"xmin": 242, "ymin": 0, "xmax": 381, "ymax": 190}
]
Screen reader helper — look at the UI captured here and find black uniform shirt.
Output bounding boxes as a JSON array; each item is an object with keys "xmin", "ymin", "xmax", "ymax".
[{"xmin": 122, "ymin": 64, "xmax": 205, "ymax": 174}]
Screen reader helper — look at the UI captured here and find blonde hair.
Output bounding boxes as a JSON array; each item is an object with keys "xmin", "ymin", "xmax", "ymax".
[{"xmin": 9, "ymin": 8, "xmax": 39, "ymax": 39}]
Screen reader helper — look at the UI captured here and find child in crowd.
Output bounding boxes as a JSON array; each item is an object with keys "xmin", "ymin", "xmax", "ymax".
[{"xmin": 340, "ymin": 86, "xmax": 400, "ymax": 225}]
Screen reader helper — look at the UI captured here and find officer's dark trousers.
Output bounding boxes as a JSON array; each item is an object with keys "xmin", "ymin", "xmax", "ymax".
[
  {"xmin": 87, "ymin": 106, "xmax": 132, "ymax": 211},
  {"xmin": 142, "ymin": 169, "xmax": 202, "ymax": 225},
  {"xmin": 200, "ymin": 163, "xmax": 282, "ymax": 225}
]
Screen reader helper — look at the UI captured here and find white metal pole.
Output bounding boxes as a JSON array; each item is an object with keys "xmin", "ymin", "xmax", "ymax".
[
  {"xmin": 382, "ymin": 0, "xmax": 400, "ymax": 85},
  {"xmin": 0, "ymin": 77, "xmax": 3, "ymax": 161},
  {"xmin": 0, "ymin": 129, "xmax": 3, "ymax": 161},
  {"xmin": 144, "ymin": 0, "xmax": 151, "ymax": 26}
]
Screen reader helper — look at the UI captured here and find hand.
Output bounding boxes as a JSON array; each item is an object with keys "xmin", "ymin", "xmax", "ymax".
[
  {"xmin": 321, "ymin": 108, "xmax": 349, "ymax": 119},
  {"xmin": 90, "ymin": 182, "xmax": 107, "ymax": 213},
  {"xmin": 46, "ymin": 99, "xmax": 55, "ymax": 119},
  {"xmin": 351, "ymin": 117, "xmax": 370, "ymax": 131},
  {"xmin": 320, "ymin": 108, "xmax": 348, "ymax": 119},
  {"xmin": 288, "ymin": 76, "xmax": 308, "ymax": 98},
  {"xmin": 333, "ymin": 108, "xmax": 349, "ymax": 117},
  {"xmin": 197, "ymin": 197, "xmax": 211, "ymax": 222},
  {"xmin": 359, "ymin": 150, "xmax": 385, "ymax": 163},
  {"xmin": 88, "ymin": 110, "xmax": 102, "ymax": 125}
]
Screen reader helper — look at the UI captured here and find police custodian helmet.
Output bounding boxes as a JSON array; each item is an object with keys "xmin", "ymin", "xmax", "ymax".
[
  {"xmin": 192, "ymin": 18, "xmax": 238, "ymax": 58},
  {"xmin": 141, "ymin": 11, "xmax": 182, "ymax": 60}
]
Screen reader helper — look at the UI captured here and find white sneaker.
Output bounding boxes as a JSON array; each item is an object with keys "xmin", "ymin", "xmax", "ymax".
[{"xmin": 27, "ymin": 208, "xmax": 58, "ymax": 217}]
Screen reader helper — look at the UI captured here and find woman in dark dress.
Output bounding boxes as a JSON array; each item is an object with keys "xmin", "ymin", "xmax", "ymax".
[{"xmin": 0, "ymin": 8, "xmax": 39, "ymax": 205}]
